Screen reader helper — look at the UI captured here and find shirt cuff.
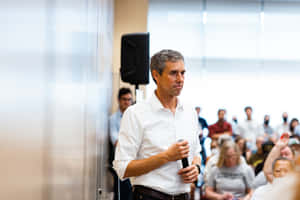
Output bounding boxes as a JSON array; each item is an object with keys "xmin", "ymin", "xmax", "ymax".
[{"xmin": 112, "ymin": 159, "xmax": 131, "ymax": 181}]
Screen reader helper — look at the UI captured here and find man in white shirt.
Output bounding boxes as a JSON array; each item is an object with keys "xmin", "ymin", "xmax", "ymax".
[
  {"xmin": 113, "ymin": 49, "xmax": 202, "ymax": 200},
  {"xmin": 276, "ymin": 112, "xmax": 290, "ymax": 137},
  {"xmin": 236, "ymin": 106, "xmax": 264, "ymax": 151}
]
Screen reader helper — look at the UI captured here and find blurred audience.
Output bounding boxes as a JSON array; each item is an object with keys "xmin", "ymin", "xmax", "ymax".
[{"xmin": 192, "ymin": 105, "xmax": 300, "ymax": 200}]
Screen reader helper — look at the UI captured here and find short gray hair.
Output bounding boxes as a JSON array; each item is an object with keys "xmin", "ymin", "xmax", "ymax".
[{"xmin": 150, "ymin": 49, "xmax": 184, "ymax": 82}]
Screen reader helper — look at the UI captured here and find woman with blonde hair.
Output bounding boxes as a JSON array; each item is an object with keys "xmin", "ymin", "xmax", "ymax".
[{"xmin": 205, "ymin": 141, "xmax": 254, "ymax": 200}]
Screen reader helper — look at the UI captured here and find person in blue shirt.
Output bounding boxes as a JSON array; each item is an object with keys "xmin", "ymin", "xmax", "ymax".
[
  {"xmin": 109, "ymin": 87, "xmax": 133, "ymax": 200},
  {"xmin": 195, "ymin": 106, "xmax": 208, "ymax": 130},
  {"xmin": 195, "ymin": 106, "xmax": 208, "ymax": 166}
]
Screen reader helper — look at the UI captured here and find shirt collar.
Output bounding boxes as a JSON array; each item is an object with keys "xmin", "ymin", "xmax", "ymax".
[{"xmin": 149, "ymin": 91, "xmax": 184, "ymax": 111}]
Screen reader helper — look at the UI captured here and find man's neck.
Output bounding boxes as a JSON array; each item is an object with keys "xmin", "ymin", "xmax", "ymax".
[
  {"xmin": 155, "ymin": 90, "xmax": 177, "ymax": 113},
  {"xmin": 120, "ymin": 108, "xmax": 125, "ymax": 114},
  {"xmin": 218, "ymin": 119, "xmax": 225, "ymax": 124},
  {"xmin": 257, "ymin": 148, "xmax": 263, "ymax": 154}
]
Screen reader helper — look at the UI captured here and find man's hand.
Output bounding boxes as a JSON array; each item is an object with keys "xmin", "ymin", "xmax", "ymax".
[
  {"xmin": 276, "ymin": 133, "xmax": 289, "ymax": 149},
  {"xmin": 165, "ymin": 140, "xmax": 189, "ymax": 162},
  {"xmin": 177, "ymin": 164, "xmax": 199, "ymax": 183}
]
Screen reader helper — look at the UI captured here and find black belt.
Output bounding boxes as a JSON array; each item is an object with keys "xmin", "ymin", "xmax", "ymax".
[{"xmin": 133, "ymin": 185, "xmax": 189, "ymax": 200}]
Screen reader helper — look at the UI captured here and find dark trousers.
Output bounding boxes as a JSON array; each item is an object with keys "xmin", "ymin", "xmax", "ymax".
[
  {"xmin": 112, "ymin": 170, "xmax": 132, "ymax": 200},
  {"xmin": 132, "ymin": 185, "xmax": 189, "ymax": 200}
]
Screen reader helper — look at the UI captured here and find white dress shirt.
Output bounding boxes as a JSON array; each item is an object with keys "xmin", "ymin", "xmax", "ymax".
[{"xmin": 113, "ymin": 92, "xmax": 201, "ymax": 195}]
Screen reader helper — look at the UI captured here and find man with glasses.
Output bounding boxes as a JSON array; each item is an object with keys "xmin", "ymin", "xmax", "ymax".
[{"xmin": 109, "ymin": 87, "xmax": 133, "ymax": 200}]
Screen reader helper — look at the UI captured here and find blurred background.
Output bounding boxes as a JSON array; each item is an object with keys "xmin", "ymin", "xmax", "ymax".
[{"xmin": 0, "ymin": 0, "xmax": 299, "ymax": 200}]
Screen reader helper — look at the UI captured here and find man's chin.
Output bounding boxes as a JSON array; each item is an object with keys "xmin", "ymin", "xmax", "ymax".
[{"xmin": 173, "ymin": 90, "xmax": 182, "ymax": 96}]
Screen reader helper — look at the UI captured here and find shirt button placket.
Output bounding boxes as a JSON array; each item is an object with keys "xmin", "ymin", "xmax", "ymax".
[{"xmin": 172, "ymin": 112, "xmax": 178, "ymax": 141}]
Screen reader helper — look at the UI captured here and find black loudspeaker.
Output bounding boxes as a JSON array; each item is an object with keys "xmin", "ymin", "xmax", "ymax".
[{"xmin": 120, "ymin": 33, "xmax": 149, "ymax": 85}]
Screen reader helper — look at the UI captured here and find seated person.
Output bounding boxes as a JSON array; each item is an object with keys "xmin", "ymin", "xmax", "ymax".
[
  {"xmin": 204, "ymin": 135, "xmax": 233, "ymax": 185},
  {"xmin": 251, "ymin": 157, "xmax": 294, "ymax": 200},
  {"xmin": 206, "ymin": 139, "xmax": 218, "ymax": 163},
  {"xmin": 208, "ymin": 109, "xmax": 232, "ymax": 141},
  {"xmin": 235, "ymin": 136, "xmax": 251, "ymax": 162},
  {"xmin": 263, "ymin": 133, "xmax": 295, "ymax": 183},
  {"xmin": 251, "ymin": 141, "xmax": 274, "ymax": 189},
  {"xmin": 253, "ymin": 141, "xmax": 274, "ymax": 175},
  {"xmin": 205, "ymin": 141, "xmax": 254, "ymax": 200},
  {"xmin": 261, "ymin": 156, "xmax": 300, "ymax": 200},
  {"xmin": 248, "ymin": 136, "xmax": 265, "ymax": 172}
]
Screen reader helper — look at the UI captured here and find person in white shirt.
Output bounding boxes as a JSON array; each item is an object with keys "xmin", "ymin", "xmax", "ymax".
[
  {"xmin": 113, "ymin": 49, "xmax": 202, "ymax": 200},
  {"xmin": 275, "ymin": 112, "xmax": 290, "ymax": 137},
  {"xmin": 236, "ymin": 106, "xmax": 264, "ymax": 151}
]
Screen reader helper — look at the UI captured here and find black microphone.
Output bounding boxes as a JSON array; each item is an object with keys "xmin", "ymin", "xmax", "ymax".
[
  {"xmin": 178, "ymin": 139, "xmax": 189, "ymax": 168},
  {"xmin": 182, "ymin": 157, "xmax": 189, "ymax": 168}
]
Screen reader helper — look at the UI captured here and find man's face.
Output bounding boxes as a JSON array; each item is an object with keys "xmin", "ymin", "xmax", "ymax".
[
  {"xmin": 153, "ymin": 60, "xmax": 185, "ymax": 97},
  {"xmin": 195, "ymin": 107, "xmax": 200, "ymax": 115},
  {"xmin": 245, "ymin": 108, "xmax": 252, "ymax": 118},
  {"xmin": 218, "ymin": 110, "xmax": 225, "ymax": 121},
  {"xmin": 280, "ymin": 146, "xmax": 294, "ymax": 160},
  {"xmin": 273, "ymin": 160, "xmax": 293, "ymax": 178},
  {"xmin": 283, "ymin": 112, "xmax": 288, "ymax": 119},
  {"xmin": 264, "ymin": 115, "xmax": 270, "ymax": 122},
  {"xmin": 256, "ymin": 136, "xmax": 264, "ymax": 150},
  {"xmin": 119, "ymin": 93, "xmax": 132, "ymax": 112}
]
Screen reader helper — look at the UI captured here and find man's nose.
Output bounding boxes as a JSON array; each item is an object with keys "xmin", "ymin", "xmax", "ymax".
[{"xmin": 176, "ymin": 73, "xmax": 184, "ymax": 82}]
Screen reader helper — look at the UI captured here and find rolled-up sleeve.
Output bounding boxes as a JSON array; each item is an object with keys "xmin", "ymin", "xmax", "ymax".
[{"xmin": 113, "ymin": 106, "xmax": 143, "ymax": 180}]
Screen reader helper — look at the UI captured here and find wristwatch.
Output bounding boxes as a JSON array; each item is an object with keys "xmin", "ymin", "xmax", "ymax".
[{"xmin": 195, "ymin": 164, "xmax": 201, "ymax": 174}]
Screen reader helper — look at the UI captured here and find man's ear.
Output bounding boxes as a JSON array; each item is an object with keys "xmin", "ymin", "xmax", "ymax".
[{"xmin": 152, "ymin": 70, "xmax": 159, "ymax": 83}]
